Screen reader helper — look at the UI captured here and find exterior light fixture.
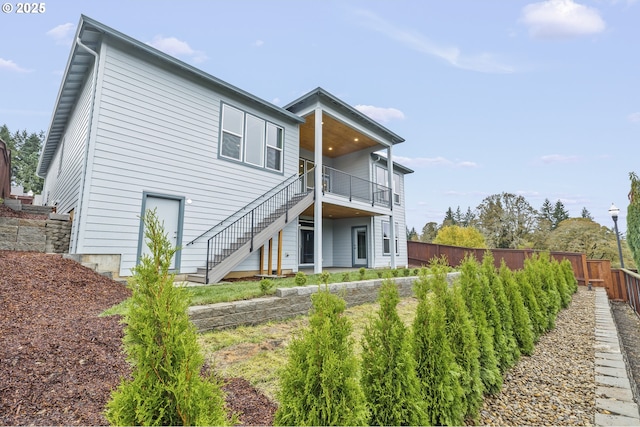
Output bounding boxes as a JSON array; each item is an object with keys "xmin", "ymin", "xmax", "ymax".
[{"xmin": 609, "ymin": 203, "xmax": 625, "ymax": 269}]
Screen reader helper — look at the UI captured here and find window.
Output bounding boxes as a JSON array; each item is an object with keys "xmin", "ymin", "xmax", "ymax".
[
  {"xmin": 375, "ymin": 165, "xmax": 401, "ymax": 205},
  {"xmin": 382, "ymin": 221, "xmax": 399, "ymax": 255},
  {"xmin": 266, "ymin": 123, "xmax": 283, "ymax": 171},
  {"xmin": 220, "ymin": 103, "xmax": 283, "ymax": 172}
]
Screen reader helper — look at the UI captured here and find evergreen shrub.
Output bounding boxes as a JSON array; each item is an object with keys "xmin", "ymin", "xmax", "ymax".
[
  {"xmin": 105, "ymin": 210, "xmax": 230, "ymax": 426},
  {"xmin": 274, "ymin": 288, "xmax": 368, "ymax": 426}
]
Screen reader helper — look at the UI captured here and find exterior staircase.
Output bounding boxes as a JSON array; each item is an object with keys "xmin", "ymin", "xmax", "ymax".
[{"xmin": 186, "ymin": 172, "xmax": 314, "ymax": 284}]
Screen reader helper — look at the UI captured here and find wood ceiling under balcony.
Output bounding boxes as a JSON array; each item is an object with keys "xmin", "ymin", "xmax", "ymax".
[{"xmin": 299, "ymin": 113, "xmax": 380, "ymax": 158}]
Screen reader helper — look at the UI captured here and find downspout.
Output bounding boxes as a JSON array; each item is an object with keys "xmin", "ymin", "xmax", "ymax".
[
  {"xmin": 71, "ymin": 37, "xmax": 100, "ymax": 254},
  {"xmin": 386, "ymin": 145, "xmax": 396, "ymax": 269}
]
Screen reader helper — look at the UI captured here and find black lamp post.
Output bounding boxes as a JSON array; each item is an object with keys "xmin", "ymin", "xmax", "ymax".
[{"xmin": 609, "ymin": 203, "xmax": 625, "ymax": 269}]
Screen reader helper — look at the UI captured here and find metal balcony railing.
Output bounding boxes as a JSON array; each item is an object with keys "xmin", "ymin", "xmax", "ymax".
[{"xmin": 322, "ymin": 165, "xmax": 392, "ymax": 208}]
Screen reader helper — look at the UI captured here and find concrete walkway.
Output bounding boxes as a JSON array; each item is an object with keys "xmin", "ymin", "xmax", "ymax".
[{"xmin": 595, "ymin": 287, "xmax": 640, "ymax": 426}]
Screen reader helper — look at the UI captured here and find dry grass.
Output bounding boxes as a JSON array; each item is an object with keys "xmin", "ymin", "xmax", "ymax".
[{"xmin": 197, "ymin": 297, "xmax": 419, "ymax": 401}]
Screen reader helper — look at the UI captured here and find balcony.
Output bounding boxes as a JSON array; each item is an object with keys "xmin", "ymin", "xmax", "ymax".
[{"xmin": 322, "ymin": 166, "xmax": 392, "ymax": 209}]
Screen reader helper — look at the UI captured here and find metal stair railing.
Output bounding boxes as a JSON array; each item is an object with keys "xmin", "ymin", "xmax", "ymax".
[
  {"xmin": 186, "ymin": 172, "xmax": 302, "ymax": 247},
  {"xmin": 205, "ymin": 169, "xmax": 314, "ymax": 284}
]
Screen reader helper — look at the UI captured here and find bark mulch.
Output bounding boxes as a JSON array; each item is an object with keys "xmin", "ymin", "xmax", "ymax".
[{"xmin": 0, "ymin": 250, "xmax": 276, "ymax": 426}]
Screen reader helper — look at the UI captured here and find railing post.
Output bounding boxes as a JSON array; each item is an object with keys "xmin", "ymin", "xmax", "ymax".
[
  {"xmin": 250, "ymin": 210, "xmax": 255, "ymax": 252},
  {"xmin": 205, "ymin": 239, "xmax": 210, "ymax": 284},
  {"xmin": 285, "ymin": 184, "xmax": 289, "ymax": 223},
  {"xmin": 349, "ymin": 175, "xmax": 352, "ymax": 202}
]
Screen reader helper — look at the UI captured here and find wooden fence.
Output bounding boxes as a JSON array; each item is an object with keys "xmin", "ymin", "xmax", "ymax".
[{"xmin": 408, "ymin": 241, "xmax": 589, "ymax": 287}]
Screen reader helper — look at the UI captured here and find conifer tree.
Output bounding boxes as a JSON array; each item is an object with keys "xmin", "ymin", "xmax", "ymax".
[
  {"xmin": 274, "ymin": 288, "xmax": 368, "ymax": 426},
  {"xmin": 105, "ymin": 210, "xmax": 230, "ymax": 426},
  {"xmin": 481, "ymin": 252, "xmax": 520, "ymax": 371},
  {"xmin": 412, "ymin": 284, "xmax": 465, "ymax": 426},
  {"xmin": 459, "ymin": 255, "xmax": 502, "ymax": 394},
  {"xmin": 360, "ymin": 279, "xmax": 427, "ymax": 426},
  {"xmin": 515, "ymin": 269, "xmax": 545, "ymax": 341},
  {"xmin": 561, "ymin": 259, "xmax": 578, "ymax": 294},
  {"xmin": 499, "ymin": 263, "xmax": 535, "ymax": 356},
  {"xmin": 438, "ymin": 272, "xmax": 483, "ymax": 422},
  {"xmin": 523, "ymin": 255, "xmax": 553, "ymax": 331},
  {"xmin": 628, "ymin": 172, "xmax": 640, "ymax": 269},
  {"xmin": 552, "ymin": 259, "xmax": 571, "ymax": 309}
]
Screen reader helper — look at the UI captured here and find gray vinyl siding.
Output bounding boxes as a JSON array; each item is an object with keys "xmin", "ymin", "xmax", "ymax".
[
  {"xmin": 372, "ymin": 170, "xmax": 408, "ymax": 269},
  {"xmin": 78, "ymin": 41, "xmax": 299, "ymax": 276},
  {"xmin": 332, "ymin": 148, "xmax": 375, "ymax": 181},
  {"xmin": 331, "ymin": 218, "xmax": 371, "ymax": 268},
  {"xmin": 42, "ymin": 67, "xmax": 93, "ymax": 213}
]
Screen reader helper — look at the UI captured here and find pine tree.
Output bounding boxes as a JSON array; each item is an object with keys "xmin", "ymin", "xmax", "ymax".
[
  {"xmin": 481, "ymin": 252, "xmax": 520, "ymax": 371},
  {"xmin": 581, "ymin": 207, "xmax": 594, "ymax": 220},
  {"xmin": 552, "ymin": 200, "xmax": 570, "ymax": 229},
  {"xmin": 459, "ymin": 255, "xmax": 502, "ymax": 394},
  {"xmin": 413, "ymin": 281, "xmax": 465, "ymax": 426},
  {"xmin": 499, "ymin": 263, "xmax": 535, "ymax": 356},
  {"xmin": 360, "ymin": 279, "xmax": 427, "ymax": 426},
  {"xmin": 105, "ymin": 209, "xmax": 230, "ymax": 426},
  {"xmin": 274, "ymin": 287, "xmax": 368, "ymax": 426}
]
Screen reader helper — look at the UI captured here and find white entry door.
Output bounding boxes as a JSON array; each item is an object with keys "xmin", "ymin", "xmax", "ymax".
[
  {"xmin": 141, "ymin": 195, "xmax": 182, "ymax": 270},
  {"xmin": 352, "ymin": 226, "xmax": 368, "ymax": 267}
]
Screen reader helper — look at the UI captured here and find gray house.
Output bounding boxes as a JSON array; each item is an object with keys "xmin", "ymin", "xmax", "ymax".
[{"xmin": 37, "ymin": 15, "xmax": 413, "ymax": 283}]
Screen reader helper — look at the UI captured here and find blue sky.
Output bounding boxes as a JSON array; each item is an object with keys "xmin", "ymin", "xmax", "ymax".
[{"xmin": 1, "ymin": 0, "xmax": 638, "ymax": 234}]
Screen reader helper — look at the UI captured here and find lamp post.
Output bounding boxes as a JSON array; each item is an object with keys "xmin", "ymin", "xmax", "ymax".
[{"xmin": 609, "ymin": 203, "xmax": 625, "ymax": 269}]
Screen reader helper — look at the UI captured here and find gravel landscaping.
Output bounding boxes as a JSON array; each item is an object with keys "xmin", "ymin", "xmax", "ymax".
[{"xmin": 2, "ymin": 240, "xmax": 639, "ymax": 425}]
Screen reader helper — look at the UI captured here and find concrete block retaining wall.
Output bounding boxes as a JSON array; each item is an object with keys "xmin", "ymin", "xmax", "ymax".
[
  {"xmin": 189, "ymin": 272, "xmax": 461, "ymax": 333},
  {"xmin": 0, "ymin": 215, "xmax": 71, "ymax": 253}
]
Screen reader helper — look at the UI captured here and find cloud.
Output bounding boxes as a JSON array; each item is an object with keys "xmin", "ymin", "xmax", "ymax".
[
  {"xmin": 540, "ymin": 154, "xmax": 580, "ymax": 163},
  {"xmin": 354, "ymin": 9, "xmax": 514, "ymax": 74},
  {"xmin": 148, "ymin": 35, "xmax": 207, "ymax": 63},
  {"xmin": 628, "ymin": 112, "xmax": 640, "ymax": 123},
  {"xmin": 521, "ymin": 0, "xmax": 606, "ymax": 40},
  {"xmin": 46, "ymin": 23, "xmax": 75, "ymax": 46},
  {"xmin": 0, "ymin": 58, "xmax": 31, "ymax": 73},
  {"xmin": 395, "ymin": 155, "xmax": 478, "ymax": 168},
  {"xmin": 355, "ymin": 105, "xmax": 405, "ymax": 123},
  {"xmin": 253, "ymin": 40, "xmax": 264, "ymax": 47}
]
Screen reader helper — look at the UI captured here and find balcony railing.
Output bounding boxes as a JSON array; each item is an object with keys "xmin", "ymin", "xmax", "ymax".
[{"xmin": 322, "ymin": 166, "xmax": 392, "ymax": 208}]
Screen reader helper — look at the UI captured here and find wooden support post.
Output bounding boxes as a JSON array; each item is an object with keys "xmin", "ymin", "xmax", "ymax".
[
  {"xmin": 259, "ymin": 246, "xmax": 265, "ymax": 275},
  {"xmin": 277, "ymin": 230, "xmax": 283, "ymax": 276},
  {"xmin": 268, "ymin": 238, "xmax": 273, "ymax": 275}
]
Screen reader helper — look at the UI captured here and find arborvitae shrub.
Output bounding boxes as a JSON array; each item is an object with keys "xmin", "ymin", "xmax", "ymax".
[
  {"xmin": 259, "ymin": 278, "xmax": 274, "ymax": 295},
  {"xmin": 434, "ymin": 268, "xmax": 483, "ymax": 422},
  {"xmin": 499, "ymin": 263, "xmax": 535, "ymax": 356},
  {"xmin": 524, "ymin": 255, "xmax": 553, "ymax": 332},
  {"xmin": 342, "ymin": 272, "xmax": 351, "ymax": 282},
  {"xmin": 481, "ymin": 252, "xmax": 520, "ymax": 371},
  {"xmin": 515, "ymin": 269, "xmax": 545, "ymax": 341},
  {"xmin": 412, "ymin": 280, "xmax": 465, "ymax": 426},
  {"xmin": 274, "ymin": 287, "xmax": 368, "ymax": 426},
  {"xmin": 360, "ymin": 279, "xmax": 427, "ymax": 426},
  {"xmin": 319, "ymin": 270, "xmax": 331, "ymax": 285},
  {"xmin": 359, "ymin": 267, "xmax": 366, "ymax": 280},
  {"xmin": 294, "ymin": 271, "xmax": 307, "ymax": 286},
  {"xmin": 561, "ymin": 259, "xmax": 578, "ymax": 294},
  {"xmin": 553, "ymin": 259, "xmax": 571, "ymax": 309},
  {"xmin": 105, "ymin": 210, "xmax": 230, "ymax": 426},
  {"xmin": 459, "ymin": 255, "xmax": 502, "ymax": 394},
  {"xmin": 538, "ymin": 252, "xmax": 562, "ymax": 326}
]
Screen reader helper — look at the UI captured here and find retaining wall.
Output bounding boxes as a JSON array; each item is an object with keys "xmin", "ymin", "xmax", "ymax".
[
  {"xmin": 0, "ymin": 215, "xmax": 71, "ymax": 253},
  {"xmin": 189, "ymin": 272, "xmax": 460, "ymax": 332}
]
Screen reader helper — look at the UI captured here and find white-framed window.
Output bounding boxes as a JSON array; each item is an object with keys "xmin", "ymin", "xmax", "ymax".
[
  {"xmin": 382, "ymin": 220, "xmax": 399, "ymax": 255},
  {"xmin": 266, "ymin": 123, "xmax": 283, "ymax": 171},
  {"xmin": 220, "ymin": 103, "xmax": 284, "ymax": 172},
  {"xmin": 375, "ymin": 165, "xmax": 401, "ymax": 205}
]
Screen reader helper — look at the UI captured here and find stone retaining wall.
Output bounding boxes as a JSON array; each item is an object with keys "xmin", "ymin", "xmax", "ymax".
[
  {"xmin": 0, "ymin": 215, "xmax": 71, "ymax": 253},
  {"xmin": 188, "ymin": 272, "xmax": 460, "ymax": 332}
]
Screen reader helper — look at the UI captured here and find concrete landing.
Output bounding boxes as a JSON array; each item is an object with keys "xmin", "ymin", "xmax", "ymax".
[{"xmin": 594, "ymin": 287, "xmax": 640, "ymax": 426}]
